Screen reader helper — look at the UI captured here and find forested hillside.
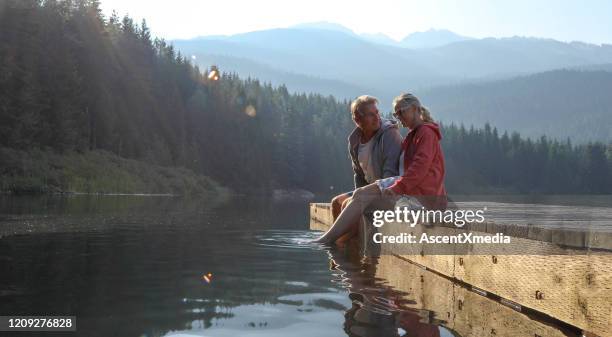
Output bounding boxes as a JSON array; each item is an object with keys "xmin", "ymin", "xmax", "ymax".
[
  {"xmin": 420, "ymin": 69, "xmax": 612, "ymax": 144},
  {"xmin": 442, "ymin": 123, "xmax": 611, "ymax": 194},
  {"xmin": 0, "ymin": 0, "xmax": 610, "ymax": 195},
  {"xmin": 0, "ymin": 0, "xmax": 355, "ymax": 194}
]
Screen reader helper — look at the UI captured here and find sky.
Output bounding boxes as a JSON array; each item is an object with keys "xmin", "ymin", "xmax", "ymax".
[{"xmin": 100, "ymin": 0, "xmax": 612, "ymax": 44}]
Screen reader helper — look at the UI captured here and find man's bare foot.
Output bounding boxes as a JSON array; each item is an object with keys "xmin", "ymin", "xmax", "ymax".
[
  {"xmin": 334, "ymin": 228, "xmax": 357, "ymax": 246},
  {"xmin": 311, "ymin": 237, "xmax": 328, "ymax": 244}
]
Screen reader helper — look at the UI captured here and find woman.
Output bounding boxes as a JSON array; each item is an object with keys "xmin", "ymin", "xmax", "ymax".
[{"xmin": 314, "ymin": 93, "xmax": 447, "ymax": 244}]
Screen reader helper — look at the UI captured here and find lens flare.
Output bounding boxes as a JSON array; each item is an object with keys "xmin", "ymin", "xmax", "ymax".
[
  {"xmin": 208, "ymin": 70, "xmax": 219, "ymax": 81},
  {"xmin": 245, "ymin": 104, "xmax": 256, "ymax": 117},
  {"xmin": 208, "ymin": 65, "xmax": 220, "ymax": 81}
]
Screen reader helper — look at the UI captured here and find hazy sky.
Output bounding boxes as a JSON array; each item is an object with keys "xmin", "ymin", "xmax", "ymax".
[{"xmin": 100, "ymin": 0, "xmax": 612, "ymax": 44}]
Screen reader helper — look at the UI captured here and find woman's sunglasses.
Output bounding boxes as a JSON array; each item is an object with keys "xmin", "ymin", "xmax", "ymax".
[{"xmin": 393, "ymin": 106, "xmax": 407, "ymax": 119}]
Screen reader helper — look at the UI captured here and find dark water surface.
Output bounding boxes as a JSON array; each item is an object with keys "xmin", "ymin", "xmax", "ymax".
[{"xmin": 0, "ymin": 195, "xmax": 579, "ymax": 337}]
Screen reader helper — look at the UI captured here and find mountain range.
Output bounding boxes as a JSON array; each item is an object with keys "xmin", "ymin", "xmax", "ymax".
[{"xmin": 291, "ymin": 22, "xmax": 471, "ymax": 48}]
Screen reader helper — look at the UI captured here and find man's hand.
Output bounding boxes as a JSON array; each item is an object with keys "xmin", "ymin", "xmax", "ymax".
[{"xmin": 382, "ymin": 188, "xmax": 396, "ymax": 197}]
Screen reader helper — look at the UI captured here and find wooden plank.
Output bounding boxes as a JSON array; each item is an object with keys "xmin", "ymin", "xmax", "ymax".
[
  {"xmin": 376, "ymin": 254, "xmax": 577, "ymax": 337},
  {"xmin": 454, "ymin": 201, "xmax": 612, "ymax": 232},
  {"xmin": 454, "ymin": 253, "xmax": 612, "ymax": 337},
  {"xmin": 309, "ymin": 203, "xmax": 333, "ymax": 231}
]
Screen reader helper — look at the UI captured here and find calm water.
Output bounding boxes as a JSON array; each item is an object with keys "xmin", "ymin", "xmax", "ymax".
[{"xmin": 0, "ymin": 195, "xmax": 579, "ymax": 337}]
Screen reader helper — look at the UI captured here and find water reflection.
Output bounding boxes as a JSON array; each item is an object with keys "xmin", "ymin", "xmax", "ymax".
[
  {"xmin": 326, "ymin": 243, "xmax": 582, "ymax": 337},
  {"xmin": 325, "ymin": 246, "xmax": 455, "ymax": 337}
]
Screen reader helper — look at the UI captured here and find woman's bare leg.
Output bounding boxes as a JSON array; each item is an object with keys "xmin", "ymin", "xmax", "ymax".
[{"xmin": 314, "ymin": 183, "xmax": 381, "ymax": 244}]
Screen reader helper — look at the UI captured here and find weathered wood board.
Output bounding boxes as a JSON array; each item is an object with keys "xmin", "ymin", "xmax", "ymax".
[
  {"xmin": 310, "ymin": 202, "xmax": 333, "ymax": 231},
  {"xmin": 376, "ymin": 254, "xmax": 578, "ymax": 337}
]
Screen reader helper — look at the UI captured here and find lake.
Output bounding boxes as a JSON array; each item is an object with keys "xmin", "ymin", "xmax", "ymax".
[{"xmin": 0, "ymin": 195, "xmax": 581, "ymax": 337}]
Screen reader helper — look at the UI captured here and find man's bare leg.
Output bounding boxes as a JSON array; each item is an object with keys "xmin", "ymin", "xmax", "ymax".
[
  {"xmin": 334, "ymin": 197, "xmax": 357, "ymax": 246},
  {"xmin": 314, "ymin": 183, "xmax": 381, "ymax": 244},
  {"xmin": 331, "ymin": 193, "xmax": 351, "ymax": 221}
]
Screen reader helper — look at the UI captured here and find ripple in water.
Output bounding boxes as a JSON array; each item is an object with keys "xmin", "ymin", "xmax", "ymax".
[{"xmin": 252, "ymin": 229, "xmax": 323, "ymax": 249}]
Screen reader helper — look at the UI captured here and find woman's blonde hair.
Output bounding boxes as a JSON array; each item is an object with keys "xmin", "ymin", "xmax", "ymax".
[
  {"xmin": 350, "ymin": 95, "xmax": 378, "ymax": 121},
  {"xmin": 392, "ymin": 93, "xmax": 434, "ymax": 123}
]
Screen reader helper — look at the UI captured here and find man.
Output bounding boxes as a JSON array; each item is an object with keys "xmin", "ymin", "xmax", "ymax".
[{"xmin": 331, "ymin": 95, "xmax": 403, "ymax": 223}]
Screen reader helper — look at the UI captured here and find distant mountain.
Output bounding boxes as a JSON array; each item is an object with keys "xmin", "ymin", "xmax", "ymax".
[
  {"xmin": 292, "ymin": 23, "xmax": 465, "ymax": 48},
  {"xmin": 419, "ymin": 69, "xmax": 612, "ymax": 143},
  {"xmin": 292, "ymin": 22, "xmax": 356, "ymax": 36},
  {"xmin": 400, "ymin": 29, "xmax": 472, "ymax": 49},
  {"xmin": 293, "ymin": 22, "xmax": 399, "ymax": 46},
  {"xmin": 570, "ymin": 62, "xmax": 612, "ymax": 72},
  {"xmin": 189, "ymin": 53, "xmax": 368, "ymax": 100},
  {"xmin": 359, "ymin": 32, "xmax": 399, "ymax": 46},
  {"xmin": 414, "ymin": 37, "xmax": 612, "ymax": 79}
]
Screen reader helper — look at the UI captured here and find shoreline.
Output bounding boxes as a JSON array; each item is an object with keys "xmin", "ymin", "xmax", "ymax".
[{"xmin": 0, "ymin": 147, "xmax": 229, "ymax": 197}]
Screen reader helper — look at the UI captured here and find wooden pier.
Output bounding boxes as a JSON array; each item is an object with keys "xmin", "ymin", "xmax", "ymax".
[{"xmin": 310, "ymin": 201, "xmax": 612, "ymax": 337}]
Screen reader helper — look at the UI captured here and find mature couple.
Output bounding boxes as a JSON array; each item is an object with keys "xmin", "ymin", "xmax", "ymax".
[{"xmin": 314, "ymin": 93, "xmax": 447, "ymax": 245}]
